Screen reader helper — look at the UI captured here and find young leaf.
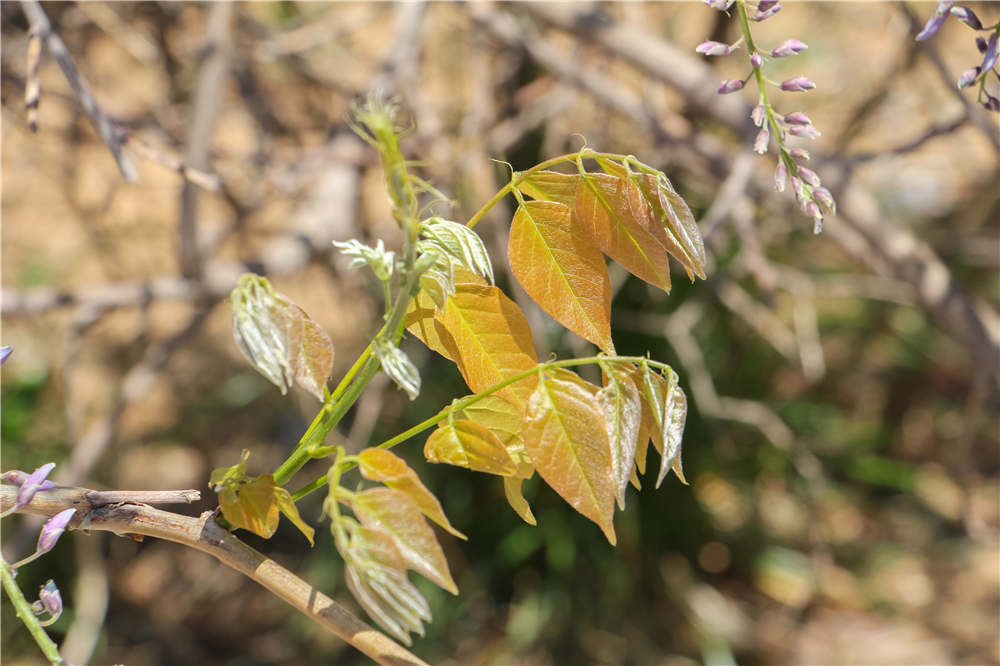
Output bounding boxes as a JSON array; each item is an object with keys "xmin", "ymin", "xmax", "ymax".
[
  {"xmin": 509, "ymin": 200, "xmax": 615, "ymax": 353},
  {"xmin": 405, "ymin": 290, "xmax": 457, "ymax": 362},
  {"xmin": 437, "ymin": 284, "xmax": 539, "ymax": 406},
  {"xmin": 523, "ymin": 371, "xmax": 617, "ymax": 545},
  {"xmin": 351, "ymin": 487, "xmax": 459, "ymax": 594},
  {"xmin": 357, "ymin": 448, "xmax": 466, "ymax": 539},
  {"xmin": 598, "ymin": 362, "xmax": 642, "ymax": 509},
  {"xmin": 634, "ymin": 173, "xmax": 707, "ymax": 281},
  {"xmin": 273, "ymin": 484, "xmax": 316, "ymax": 545},
  {"xmin": 516, "ymin": 170, "xmax": 580, "ymax": 207},
  {"xmin": 661, "ymin": 383, "xmax": 688, "ymax": 486},
  {"xmin": 503, "ymin": 474, "xmax": 537, "ymax": 526},
  {"xmin": 344, "ymin": 556, "xmax": 430, "ymax": 646},
  {"xmin": 373, "ymin": 338, "xmax": 421, "ymax": 400},
  {"xmin": 294, "ymin": 311, "xmax": 335, "ymax": 402},
  {"xmin": 424, "ymin": 419, "xmax": 518, "ymax": 476},
  {"xmin": 218, "ymin": 476, "xmax": 280, "ymax": 539},
  {"xmin": 637, "ymin": 364, "xmax": 689, "ymax": 488},
  {"xmin": 419, "ymin": 217, "xmax": 495, "ymax": 285},
  {"xmin": 575, "ymin": 173, "xmax": 673, "ymax": 292},
  {"xmin": 458, "ymin": 394, "xmax": 532, "ymax": 472}
]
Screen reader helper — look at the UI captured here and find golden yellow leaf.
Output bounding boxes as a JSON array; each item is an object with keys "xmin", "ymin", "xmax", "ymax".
[
  {"xmin": 459, "ymin": 394, "xmax": 533, "ymax": 474},
  {"xmin": 509, "ymin": 201, "xmax": 614, "ymax": 352},
  {"xmin": 357, "ymin": 448, "xmax": 466, "ymax": 539},
  {"xmin": 575, "ymin": 173, "xmax": 673, "ymax": 292},
  {"xmin": 516, "ymin": 170, "xmax": 580, "ymax": 207},
  {"xmin": 523, "ymin": 372, "xmax": 617, "ymax": 545},
  {"xmin": 634, "ymin": 174, "xmax": 707, "ymax": 281},
  {"xmin": 405, "ymin": 289, "xmax": 457, "ymax": 362},
  {"xmin": 503, "ymin": 474, "xmax": 537, "ymax": 526},
  {"xmin": 424, "ymin": 419, "xmax": 518, "ymax": 476},
  {"xmin": 218, "ymin": 476, "xmax": 280, "ymax": 539}
]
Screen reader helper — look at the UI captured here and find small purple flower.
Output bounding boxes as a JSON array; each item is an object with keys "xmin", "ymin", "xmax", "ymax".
[
  {"xmin": 981, "ymin": 33, "xmax": 998, "ymax": 72},
  {"xmin": 771, "ymin": 39, "xmax": 808, "ymax": 58},
  {"xmin": 781, "ymin": 76, "xmax": 816, "ymax": 92},
  {"xmin": 16, "ymin": 463, "xmax": 56, "ymax": 508},
  {"xmin": 788, "ymin": 124, "xmax": 821, "ymax": 139},
  {"xmin": 784, "ymin": 111, "xmax": 813, "ymax": 125},
  {"xmin": 753, "ymin": 4, "xmax": 782, "ymax": 21},
  {"xmin": 949, "ymin": 6, "xmax": 982, "ymax": 30},
  {"xmin": 35, "ymin": 580, "xmax": 63, "ymax": 625},
  {"xmin": 774, "ymin": 161, "xmax": 787, "ymax": 192},
  {"xmin": 916, "ymin": 1, "xmax": 955, "ymax": 41},
  {"xmin": 790, "ymin": 148, "xmax": 811, "ymax": 161},
  {"xmin": 797, "ymin": 167, "xmax": 822, "ymax": 187},
  {"xmin": 2, "ymin": 469, "xmax": 56, "ymax": 490},
  {"xmin": 957, "ymin": 66, "xmax": 981, "ymax": 88},
  {"xmin": 813, "ymin": 187, "xmax": 836, "ymax": 213},
  {"xmin": 718, "ymin": 79, "xmax": 745, "ymax": 94},
  {"xmin": 0, "ymin": 346, "xmax": 11, "ymax": 365},
  {"xmin": 750, "ymin": 52, "xmax": 763, "ymax": 68},
  {"xmin": 696, "ymin": 41, "xmax": 733, "ymax": 56},
  {"xmin": 754, "ymin": 128, "xmax": 770, "ymax": 154},
  {"xmin": 703, "ymin": 0, "xmax": 735, "ymax": 10},
  {"xmin": 37, "ymin": 509, "xmax": 76, "ymax": 555},
  {"xmin": 758, "ymin": 0, "xmax": 780, "ymax": 10},
  {"xmin": 977, "ymin": 36, "xmax": 988, "ymax": 53},
  {"xmin": 751, "ymin": 104, "xmax": 766, "ymax": 127},
  {"xmin": 985, "ymin": 95, "xmax": 1000, "ymax": 112}
]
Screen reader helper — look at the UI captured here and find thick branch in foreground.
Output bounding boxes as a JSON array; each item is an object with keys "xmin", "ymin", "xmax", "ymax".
[{"xmin": 1, "ymin": 485, "xmax": 427, "ymax": 666}]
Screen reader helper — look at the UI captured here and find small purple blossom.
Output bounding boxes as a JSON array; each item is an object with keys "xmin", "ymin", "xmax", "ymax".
[
  {"xmin": 696, "ymin": 41, "xmax": 733, "ymax": 56},
  {"xmin": 788, "ymin": 124, "xmax": 821, "ymax": 139},
  {"xmin": 2, "ymin": 469, "xmax": 56, "ymax": 490},
  {"xmin": 916, "ymin": 1, "xmax": 955, "ymax": 41},
  {"xmin": 37, "ymin": 509, "xmax": 76, "ymax": 555},
  {"xmin": 718, "ymin": 79, "xmax": 745, "ymax": 94},
  {"xmin": 985, "ymin": 95, "xmax": 1000, "ymax": 112},
  {"xmin": 771, "ymin": 39, "xmax": 808, "ymax": 58},
  {"xmin": 976, "ymin": 36, "xmax": 988, "ymax": 53},
  {"xmin": 0, "ymin": 346, "xmax": 11, "ymax": 365},
  {"xmin": 781, "ymin": 76, "xmax": 816, "ymax": 92},
  {"xmin": 751, "ymin": 104, "xmax": 766, "ymax": 127},
  {"xmin": 16, "ymin": 463, "xmax": 56, "ymax": 508},
  {"xmin": 957, "ymin": 66, "xmax": 981, "ymax": 88},
  {"xmin": 813, "ymin": 187, "xmax": 836, "ymax": 213},
  {"xmin": 753, "ymin": 4, "xmax": 782, "ymax": 22},
  {"xmin": 703, "ymin": 0, "xmax": 736, "ymax": 10},
  {"xmin": 790, "ymin": 148, "xmax": 811, "ymax": 161},
  {"xmin": 774, "ymin": 161, "xmax": 787, "ymax": 192},
  {"xmin": 981, "ymin": 33, "xmax": 998, "ymax": 72},
  {"xmin": 949, "ymin": 6, "xmax": 982, "ymax": 31},
  {"xmin": 758, "ymin": 0, "xmax": 779, "ymax": 10},
  {"xmin": 797, "ymin": 167, "xmax": 822, "ymax": 187},
  {"xmin": 784, "ymin": 111, "xmax": 813, "ymax": 125},
  {"xmin": 806, "ymin": 200, "xmax": 823, "ymax": 234},
  {"xmin": 750, "ymin": 52, "xmax": 763, "ymax": 68},
  {"xmin": 754, "ymin": 128, "xmax": 770, "ymax": 154},
  {"xmin": 34, "ymin": 580, "xmax": 63, "ymax": 625}
]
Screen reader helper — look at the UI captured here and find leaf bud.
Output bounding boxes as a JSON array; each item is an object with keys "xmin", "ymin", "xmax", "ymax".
[
  {"xmin": 751, "ymin": 104, "xmax": 766, "ymax": 127},
  {"xmin": 771, "ymin": 39, "xmax": 808, "ymax": 57},
  {"xmin": 750, "ymin": 52, "xmax": 763, "ymax": 68},
  {"xmin": 696, "ymin": 41, "xmax": 732, "ymax": 56},
  {"xmin": 949, "ymin": 6, "xmax": 982, "ymax": 30},
  {"xmin": 781, "ymin": 76, "xmax": 816, "ymax": 92},
  {"xmin": 797, "ymin": 167, "xmax": 822, "ymax": 187},
  {"xmin": 16, "ymin": 463, "xmax": 56, "ymax": 508},
  {"xmin": 37, "ymin": 509, "xmax": 76, "ymax": 555},
  {"xmin": 916, "ymin": 1, "xmax": 955, "ymax": 41},
  {"xmin": 754, "ymin": 128, "xmax": 770, "ymax": 154},
  {"xmin": 717, "ymin": 79, "xmax": 745, "ymax": 94}
]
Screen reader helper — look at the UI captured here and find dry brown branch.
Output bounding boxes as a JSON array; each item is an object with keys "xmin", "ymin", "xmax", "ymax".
[{"xmin": 0, "ymin": 485, "xmax": 428, "ymax": 666}]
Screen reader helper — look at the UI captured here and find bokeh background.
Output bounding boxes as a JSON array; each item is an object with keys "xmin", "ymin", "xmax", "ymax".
[{"xmin": 2, "ymin": 2, "xmax": 998, "ymax": 665}]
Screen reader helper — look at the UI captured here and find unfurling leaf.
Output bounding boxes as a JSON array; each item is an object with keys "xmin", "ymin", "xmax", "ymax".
[
  {"xmin": 274, "ymin": 486, "xmax": 315, "ymax": 545},
  {"xmin": 351, "ymin": 487, "xmax": 458, "ymax": 594},
  {"xmin": 599, "ymin": 362, "xmax": 642, "ymax": 509},
  {"xmin": 333, "ymin": 238, "xmax": 395, "ymax": 281},
  {"xmin": 438, "ymin": 284, "xmax": 539, "ymax": 406},
  {"xmin": 575, "ymin": 174, "xmax": 673, "ymax": 292},
  {"xmin": 523, "ymin": 371, "xmax": 617, "ymax": 544},
  {"xmin": 509, "ymin": 200, "xmax": 615, "ymax": 353},
  {"xmin": 637, "ymin": 363, "xmax": 689, "ymax": 487},
  {"xmin": 419, "ymin": 217, "xmax": 495, "ymax": 285},
  {"xmin": 231, "ymin": 274, "xmax": 333, "ymax": 401},
  {"xmin": 218, "ymin": 475, "xmax": 280, "ymax": 539},
  {"xmin": 373, "ymin": 338, "xmax": 421, "ymax": 400},
  {"xmin": 636, "ymin": 173, "xmax": 707, "ymax": 281},
  {"xmin": 424, "ymin": 419, "xmax": 517, "ymax": 476},
  {"xmin": 516, "ymin": 170, "xmax": 580, "ymax": 207},
  {"xmin": 503, "ymin": 474, "xmax": 537, "ymax": 526},
  {"xmin": 357, "ymin": 448, "xmax": 466, "ymax": 539}
]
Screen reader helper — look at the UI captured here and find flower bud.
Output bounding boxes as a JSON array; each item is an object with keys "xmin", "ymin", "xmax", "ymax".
[
  {"xmin": 784, "ymin": 112, "xmax": 812, "ymax": 125},
  {"xmin": 754, "ymin": 128, "xmax": 770, "ymax": 154},
  {"xmin": 771, "ymin": 39, "xmax": 808, "ymax": 58},
  {"xmin": 916, "ymin": 1, "xmax": 955, "ymax": 41},
  {"xmin": 774, "ymin": 161, "xmax": 787, "ymax": 192},
  {"xmin": 750, "ymin": 52, "xmax": 763, "ymax": 68},
  {"xmin": 797, "ymin": 167, "xmax": 821, "ymax": 187},
  {"xmin": 949, "ymin": 6, "xmax": 982, "ymax": 30},
  {"xmin": 985, "ymin": 95, "xmax": 1000, "ymax": 112},
  {"xmin": 0, "ymin": 346, "xmax": 11, "ymax": 365},
  {"xmin": 976, "ymin": 36, "xmax": 987, "ymax": 53},
  {"xmin": 788, "ymin": 124, "xmax": 821, "ymax": 139},
  {"xmin": 37, "ymin": 509, "xmax": 76, "ymax": 555},
  {"xmin": 696, "ymin": 41, "xmax": 732, "ymax": 56},
  {"xmin": 790, "ymin": 148, "xmax": 811, "ymax": 161},
  {"xmin": 812, "ymin": 187, "xmax": 836, "ymax": 213},
  {"xmin": 703, "ymin": 0, "xmax": 736, "ymax": 10},
  {"xmin": 16, "ymin": 463, "xmax": 56, "ymax": 508},
  {"xmin": 957, "ymin": 67, "xmax": 981, "ymax": 88},
  {"xmin": 36, "ymin": 580, "xmax": 63, "ymax": 625},
  {"xmin": 981, "ymin": 33, "xmax": 998, "ymax": 72},
  {"xmin": 751, "ymin": 104, "xmax": 766, "ymax": 127},
  {"xmin": 717, "ymin": 79, "xmax": 745, "ymax": 94},
  {"xmin": 781, "ymin": 77, "xmax": 816, "ymax": 92},
  {"xmin": 758, "ymin": 0, "xmax": 779, "ymax": 9},
  {"xmin": 2, "ymin": 469, "xmax": 56, "ymax": 491},
  {"xmin": 753, "ymin": 4, "xmax": 782, "ymax": 21}
]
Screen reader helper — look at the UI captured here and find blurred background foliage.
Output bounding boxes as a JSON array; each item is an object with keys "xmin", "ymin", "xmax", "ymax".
[{"xmin": 1, "ymin": 2, "xmax": 998, "ymax": 665}]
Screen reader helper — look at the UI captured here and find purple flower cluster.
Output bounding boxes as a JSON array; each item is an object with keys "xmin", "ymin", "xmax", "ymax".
[
  {"xmin": 697, "ymin": 0, "xmax": 835, "ymax": 233},
  {"xmin": 917, "ymin": 2, "xmax": 1000, "ymax": 112},
  {"xmin": 3, "ymin": 462, "xmax": 76, "ymax": 569}
]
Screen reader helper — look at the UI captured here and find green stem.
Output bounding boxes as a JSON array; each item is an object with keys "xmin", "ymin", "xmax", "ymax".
[
  {"xmin": 292, "ymin": 355, "xmax": 675, "ymax": 502},
  {"xmin": 0, "ymin": 559, "xmax": 63, "ymax": 665}
]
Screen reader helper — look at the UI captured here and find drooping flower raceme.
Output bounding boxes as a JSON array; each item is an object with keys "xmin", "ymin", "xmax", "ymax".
[{"xmin": 916, "ymin": 2, "xmax": 999, "ymax": 113}]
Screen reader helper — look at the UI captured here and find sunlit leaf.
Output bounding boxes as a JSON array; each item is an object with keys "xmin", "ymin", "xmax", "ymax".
[
  {"xmin": 437, "ymin": 284, "xmax": 539, "ymax": 406},
  {"xmin": 273, "ymin": 484, "xmax": 315, "ymax": 545},
  {"xmin": 503, "ymin": 474, "xmax": 537, "ymax": 526},
  {"xmin": 516, "ymin": 170, "xmax": 580, "ymax": 207},
  {"xmin": 509, "ymin": 200, "xmax": 614, "ymax": 352},
  {"xmin": 424, "ymin": 419, "xmax": 518, "ymax": 476},
  {"xmin": 293, "ymin": 311, "xmax": 334, "ymax": 401},
  {"xmin": 575, "ymin": 174, "xmax": 673, "ymax": 292},
  {"xmin": 405, "ymin": 290, "xmax": 457, "ymax": 361},
  {"xmin": 419, "ymin": 217, "xmax": 495, "ymax": 285},
  {"xmin": 458, "ymin": 394, "xmax": 532, "ymax": 473},
  {"xmin": 350, "ymin": 525, "xmax": 408, "ymax": 573},
  {"xmin": 523, "ymin": 371, "xmax": 617, "ymax": 544},
  {"xmin": 637, "ymin": 364, "xmax": 689, "ymax": 488},
  {"xmin": 634, "ymin": 173, "xmax": 707, "ymax": 281},
  {"xmin": 357, "ymin": 448, "xmax": 466, "ymax": 539},
  {"xmin": 599, "ymin": 362, "xmax": 642, "ymax": 509},
  {"xmin": 351, "ymin": 487, "xmax": 459, "ymax": 594},
  {"xmin": 373, "ymin": 338, "xmax": 421, "ymax": 400},
  {"xmin": 218, "ymin": 476, "xmax": 280, "ymax": 539}
]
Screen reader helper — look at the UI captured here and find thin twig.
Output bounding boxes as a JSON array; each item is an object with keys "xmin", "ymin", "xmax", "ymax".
[{"xmin": 1, "ymin": 485, "xmax": 429, "ymax": 666}]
